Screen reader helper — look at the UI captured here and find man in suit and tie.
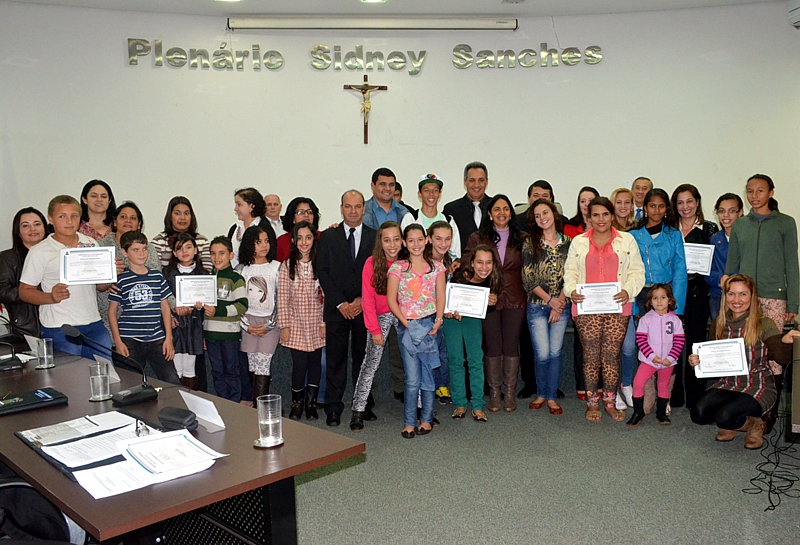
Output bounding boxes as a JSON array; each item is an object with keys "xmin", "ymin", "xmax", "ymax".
[
  {"xmin": 631, "ymin": 176, "xmax": 653, "ymax": 222},
  {"xmin": 443, "ymin": 161, "xmax": 492, "ymax": 254},
  {"xmin": 318, "ymin": 190, "xmax": 378, "ymax": 426}
]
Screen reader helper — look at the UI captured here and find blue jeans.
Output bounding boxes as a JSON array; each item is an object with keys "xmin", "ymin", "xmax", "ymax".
[
  {"xmin": 526, "ymin": 303, "xmax": 570, "ymax": 401},
  {"xmin": 41, "ymin": 320, "xmax": 111, "ymax": 361},
  {"xmin": 432, "ymin": 328, "xmax": 450, "ymax": 389},
  {"xmin": 620, "ymin": 316, "xmax": 637, "ymax": 387},
  {"xmin": 206, "ymin": 339, "xmax": 241, "ymax": 401},
  {"xmin": 397, "ymin": 316, "xmax": 438, "ymax": 427},
  {"xmin": 709, "ymin": 295, "xmax": 721, "ymax": 322}
]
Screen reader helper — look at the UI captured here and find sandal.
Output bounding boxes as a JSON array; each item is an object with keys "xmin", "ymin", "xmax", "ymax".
[
  {"xmin": 529, "ymin": 397, "xmax": 546, "ymax": 410},
  {"xmin": 577, "ymin": 391, "xmax": 588, "ymax": 401},
  {"xmin": 452, "ymin": 407, "xmax": 467, "ymax": 419},
  {"xmin": 472, "ymin": 410, "xmax": 488, "ymax": 422},
  {"xmin": 401, "ymin": 427, "xmax": 416, "ymax": 439},
  {"xmin": 417, "ymin": 423, "xmax": 433, "ymax": 435},
  {"xmin": 547, "ymin": 402, "xmax": 563, "ymax": 415},
  {"xmin": 585, "ymin": 407, "xmax": 602, "ymax": 422},
  {"xmin": 604, "ymin": 404, "xmax": 625, "ymax": 422}
]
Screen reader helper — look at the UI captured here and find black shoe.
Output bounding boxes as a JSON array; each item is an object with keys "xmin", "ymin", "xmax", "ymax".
[
  {"xmin": 350, "ymin": 412, "xmax": 364, "ymax": 432},
  {"xmin": 516, "ymin": 384, "xmax": 537, "ymax": 399},
  {"xmin": 656, "ymin": 398, "xmax": 671, "ymax": 425},
  {"xmin": 394, "ymin": 391, "xmax": 404, "ymax": 403},
  {"xmin": 326, "ymin": 413, "xmax": 341, "ymax": 427},
  {"xmin": 363, "ymin": 407, "xmax": 378, "ymax": 422},
  {"xmin": 289, "ymin": 388, "xmax": 305, "ymax": 421},
  {"xmin": 556, "ymin": 389, "xmax": 565, "ymax": 399},
  {"xmin": 627, "ymin": 397, "xmax": 646, "ymax": 427},
  {"xmin": 626, "ymin": 412, "xmax": 646, "ymax": 427}
]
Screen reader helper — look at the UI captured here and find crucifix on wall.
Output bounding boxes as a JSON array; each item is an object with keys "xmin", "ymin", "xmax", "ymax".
[{"xmin": 344, "ymin": 75, "xmax": 387, "ymax": 144}]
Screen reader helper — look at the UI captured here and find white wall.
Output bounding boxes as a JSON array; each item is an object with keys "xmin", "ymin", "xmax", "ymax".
[{"xmin": 1, "ymin": 1, "xmax": 798, "ymax": 248}]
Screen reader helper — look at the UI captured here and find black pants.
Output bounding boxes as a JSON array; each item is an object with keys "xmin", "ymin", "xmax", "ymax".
[
  {"xmin": 519, "ymin": 319, "xmax": 536, "ymax": 390},
  {"xmin": 290, "ymin": 348, "xmax": 322, "ymax": 391},
  {"xmin": 324, "ymin": 316, "xmax": 368, "ymax": 416},
  {"xmin": 482, "ymin": 308, "xmax": 525, "ymax": 357},
  {"xmin": 124, "ymin": 338, "xmax": 181, "ymax": 385},
  {"xmin": 690, "ymin": 388, "xmax": 762, "ymax": 430},
  {"xmin": 673, "ymin": 277, "xmax": 710, "ymax": 409}
]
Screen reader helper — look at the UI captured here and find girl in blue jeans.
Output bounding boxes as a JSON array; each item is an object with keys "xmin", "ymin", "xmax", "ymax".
[
  {"xmin": 521, "ymin": 199, "xmax": 572, "ymax": 415},
  {"xmin": 386, "ymin": 224, "xmax": 446, "ymax": 439}
]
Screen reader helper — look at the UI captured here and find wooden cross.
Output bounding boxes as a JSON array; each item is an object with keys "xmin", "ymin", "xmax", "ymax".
[{"xmin": 344, "ymin": 75, "xmax": 387, "ymax": 144}]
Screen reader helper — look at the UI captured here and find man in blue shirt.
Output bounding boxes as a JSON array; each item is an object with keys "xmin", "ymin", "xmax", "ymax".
[{"xmin": 362, "ymin": 167, "xmax": 409, "ymax": 230}]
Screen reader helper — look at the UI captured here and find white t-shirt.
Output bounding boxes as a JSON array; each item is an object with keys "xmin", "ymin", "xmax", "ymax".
[
  {"xmin": 400, "ymin": 211, "xmax": 462, "ymax": 259},
  {"xmin": 20, "ymin": 233, "xmax": 102, "ymax": 328}
]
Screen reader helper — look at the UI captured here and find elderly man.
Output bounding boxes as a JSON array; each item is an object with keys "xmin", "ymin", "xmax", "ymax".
[
  {"xmin": 264, "ymin": 194, "xmax": 285, "ymax": 237},
  {"xmin": 631, "ymin": 177, "xmax": 653, "ymax": 222}
]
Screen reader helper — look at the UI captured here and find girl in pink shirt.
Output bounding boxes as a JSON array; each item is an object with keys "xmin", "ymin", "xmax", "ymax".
[{"xmin": 349, "ymin": 222, "xmax": 403, "ymax": 432}]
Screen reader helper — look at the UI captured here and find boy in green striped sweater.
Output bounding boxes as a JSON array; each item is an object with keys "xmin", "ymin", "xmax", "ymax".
[{"xmin": 203, "ymin": 236, "xmax": 248, "ymax": 401}]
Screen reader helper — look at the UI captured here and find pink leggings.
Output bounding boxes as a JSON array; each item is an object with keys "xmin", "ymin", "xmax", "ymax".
[{"xmin": 633, "ymin": 364, "xmax": 674, "ymax": 398}]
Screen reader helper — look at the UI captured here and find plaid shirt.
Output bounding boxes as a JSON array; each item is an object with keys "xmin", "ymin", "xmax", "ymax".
[{"xmin": 277, "ymin": 260, "xmax": 325, "ymax": 351}]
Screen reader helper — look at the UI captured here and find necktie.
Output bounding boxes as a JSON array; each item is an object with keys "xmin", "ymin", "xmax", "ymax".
[
  {"xmin": 473, "ymin": 201, "xmax": 482, "ymax": 229},
  {"xmin": 635, "ymin": 207, "xmax": 643, "ymax": 221},
  {"xmin": 348, "ymin": 227, "xmax": 356, "ymax": 261}
]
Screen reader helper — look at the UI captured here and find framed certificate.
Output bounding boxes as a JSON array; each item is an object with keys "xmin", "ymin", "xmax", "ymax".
[
  {"xmin": 576, "ymin": 282, "xmax": 622, "ymax": 315},
  {"xmin": 175, "ymin": 275, "xmax": 218, "ymax": 306},
  {"xmin": 59, "ymin": 247, "xmax": 117, "ymax": 285},
  {"xmin": 444, "ymin": 283, "xmax": 490, "ymax": 320},
  {"xmin": 684, "ymin": 243, "xmax": 714, "ymax": 275},
  {"xmin": 693, "ymin": 338, "xmax": 748, "ymax": 378}
]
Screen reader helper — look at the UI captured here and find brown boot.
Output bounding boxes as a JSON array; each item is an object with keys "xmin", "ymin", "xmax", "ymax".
[
  {"xmin": 715, "ymin": 428, "xmax": 736, "ymax": 442},
  {"xmin": 251, "ymin": 374, "xmax": 271, "ymax": 406},
  {"xmin": 180, "ymin": 376, "xmax": 197, "ymax": 390},
  {"xmin": 739, "ymin": 416, "xmax": 766, "ymax": 449},
  {"xmin": 503, "ymin": 356, "xmax": 520, "ymax": 412},
  {"xmin": 485, "ymin": 356, "xmax": 503, "ymax": 413}
]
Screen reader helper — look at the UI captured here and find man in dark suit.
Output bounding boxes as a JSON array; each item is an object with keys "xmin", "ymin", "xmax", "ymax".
[
  {"xmin": 443, "ymin": 161, "xmax": 492, "ymax": 254},
  {"xmin": 317, "ymin": 190, "xmax": 377, "ymax": 426}
]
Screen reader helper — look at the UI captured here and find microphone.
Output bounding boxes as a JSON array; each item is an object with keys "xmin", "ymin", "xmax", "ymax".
[
  {"xmin": 0, "ymin": 341, "xmax": 23, "ymax": 371},
  {"xmin": 60, "ymin": 324, "xmax": 158, "ymax": 406}
]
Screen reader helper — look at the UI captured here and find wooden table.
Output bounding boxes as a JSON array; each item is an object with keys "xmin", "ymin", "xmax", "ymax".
[{"xmin": 0, "ymin": 354, "xmax": 364, "ymax": 543}]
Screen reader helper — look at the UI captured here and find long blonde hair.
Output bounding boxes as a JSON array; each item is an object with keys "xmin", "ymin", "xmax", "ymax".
[
  {"xmin": 610, "ymin": 187, "xmax": 635, "ymax": 231},
  {"xmin": 716, "ymin": 274, "xmax": 763, "ymax": 346}
]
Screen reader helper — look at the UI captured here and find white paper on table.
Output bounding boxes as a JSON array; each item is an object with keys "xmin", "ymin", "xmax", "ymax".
[
  {"xmin": 693, "ymin": 338, "xmax": 748, "ymax": 378},
  {"xmin": 119, "ymin": 429, "xmax": 227, "ymax": 475},
  {"xmin": 93, "ymin": 354, "xmax": 121, "ymax": 384},
  {"xmin": 174, "ymin": 275, "xmax": 218, "ymax": 306},
  {"xmin": 42, "ymin": 424, "xmax": 145, "ymax": 468},
  {"xmin": 59, "ymin": 246, "xmax": 117, "ymax": 285},
  {"xmin": 576, "ymin": 282, "xmax": 622, "ymax": 315},
  {"xmin": 684, "ymin": 243, "xmax": 714, "ymax": 275},
  {"xmin": 0, "ymin": 353, "xmax": 35, "ymax": 362},
  {"xmin": 19, "ymin": 412, "xmax": 137, "ymax": 446},
  {"xmin": 23, "ymin": 334, "xmax": 39, "ymax": 354},
  {"xmin": 73, "ymin": 458, "xmax": 215, "ymax": 500},
  {"xmin": 179, "ymin": 390, "xmax": 226, "ymax": 433}
]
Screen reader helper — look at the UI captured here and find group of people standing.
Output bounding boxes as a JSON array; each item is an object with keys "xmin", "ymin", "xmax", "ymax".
[{"xmin": 0, "ymin": 167, "xmax": 797, "ymax": 447}]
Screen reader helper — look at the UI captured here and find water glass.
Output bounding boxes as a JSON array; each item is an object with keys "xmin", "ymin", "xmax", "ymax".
[
  {"xmin": 35, "ymin": 338, "xmax": 55, "ymax": 369},
  {"xmin": 255, "ymin": 394, "xmax": 283, "ymax": 448},
  {"xmin": 88, "ymin": 361, "xmax": 111, "ymax": 401}
]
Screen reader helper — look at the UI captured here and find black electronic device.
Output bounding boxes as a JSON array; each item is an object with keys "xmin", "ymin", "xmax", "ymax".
[
  {"xmin": 59, "ymin": 324, "xmax": 159, "ymax": 406},
  {"xmin": 0, "ymin": 342, "xmax": 23, "ymax": 371}
]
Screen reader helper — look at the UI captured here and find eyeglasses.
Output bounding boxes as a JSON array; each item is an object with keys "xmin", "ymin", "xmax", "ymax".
[
  {"xmin": 295, "ymin": 209, "xmax": 313, "ymax": 216},
  {"xmin": 717, "ymin": 208, "xmax": 740, "ymax": 216}
]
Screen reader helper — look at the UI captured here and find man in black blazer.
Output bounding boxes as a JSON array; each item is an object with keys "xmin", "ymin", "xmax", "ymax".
[
  {"xmin": 443, "ymin": 161, "xmax": 492, "ymax": 254},
  {"xmin": 317, "ymin": 190, "xmax": 377, "ymax": 426}
]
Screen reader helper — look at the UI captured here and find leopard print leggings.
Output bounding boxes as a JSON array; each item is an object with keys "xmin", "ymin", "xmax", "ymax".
[{"xmin": 574, "ymin": 313, "xmax": 629, "ymax": 406}]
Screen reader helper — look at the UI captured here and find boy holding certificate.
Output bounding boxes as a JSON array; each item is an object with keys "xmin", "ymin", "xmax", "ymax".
[
  {"xmin": 108, "ymin": 232, "xmax": 180, "ymax": 384},
  {"xmin": 19, "ymin": 195, "xmax": 113, "ymax": 359}
]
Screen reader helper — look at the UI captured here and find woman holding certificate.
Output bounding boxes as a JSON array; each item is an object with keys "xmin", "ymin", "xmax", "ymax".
[
  {"xmin": 689, "ymin": 274, "xmax": 799, "ymax": 449},
  {"xmin": 669, "ymin": 185, "xmax": 718, "ymax": 410},
  {"xmin": 521, "ymin": 200, "xmax": 571, "ymax": 416},
  {"xmin": 564, "ymin": 197, "xmax": 645, "ymax": 422},
  {"xmin": 462, "ymin": 195, "xmax": 527, "ymax": 413}
]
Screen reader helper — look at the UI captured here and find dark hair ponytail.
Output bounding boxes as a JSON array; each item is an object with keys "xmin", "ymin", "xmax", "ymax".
[{"xmin": 747, "ymin": 174, "xmax": 779, "ymax": 212}]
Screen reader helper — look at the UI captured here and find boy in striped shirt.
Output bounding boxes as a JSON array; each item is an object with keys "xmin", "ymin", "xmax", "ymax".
[{"xmin": 108, "ymin": 231, "xmax": 180, "ymax": 385}]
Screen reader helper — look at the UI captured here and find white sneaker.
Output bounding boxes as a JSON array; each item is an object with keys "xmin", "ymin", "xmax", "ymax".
[
  {"xmin": 621, "ymin": 385, "xmax": 634, "ymax": 407},
  {"xmin": 615, "ymin": 394, "xmax": 627, "ymax": 411}
]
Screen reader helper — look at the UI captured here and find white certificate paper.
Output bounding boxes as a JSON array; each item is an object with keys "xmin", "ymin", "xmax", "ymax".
[
  {"xmin": 175, "ymin": 275, "xmax": 218, "ymax": 306},
  {"xmin": 684, "ymin": 243, "xmax": 715, "ymax": 275},
  {"xmin": 576, "ymin": 282, "xmax": 622, "ymax": 315},
  {"xmin": 60, "ymin": 247, "xmax": 117, "ymax": 285},
  {"xmin": 693, "ymin": 338, "xmax": 748, "ymax": 378},
  {"xmin": 444, "ymin": 283, "xmax": 490, "ymax": 320}
]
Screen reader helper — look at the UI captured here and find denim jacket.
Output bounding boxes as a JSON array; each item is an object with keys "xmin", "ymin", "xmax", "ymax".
[
  {"xmin": 399, "ymin": 314, "xmax": 440, "ymax": 370},
  {"xmin": 630, "ymin": 224, "xmax": 687, "ymax": 315}
]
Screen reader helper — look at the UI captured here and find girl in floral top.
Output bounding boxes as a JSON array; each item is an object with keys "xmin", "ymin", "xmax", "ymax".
[
  {"xmin": 278, "ymin": 221, "xmax": 325, "ymax": 421},
  {"xmin": 387, "ymin": 224, "xmax": 446, "ymax": 439}
]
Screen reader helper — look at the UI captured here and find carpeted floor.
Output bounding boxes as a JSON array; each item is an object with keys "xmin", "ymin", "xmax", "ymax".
[{"xmin": 216, "ymin": 333, "xmax": 800, "ymax": 544}]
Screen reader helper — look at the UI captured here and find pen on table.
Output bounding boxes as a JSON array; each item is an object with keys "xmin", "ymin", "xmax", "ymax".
[
  {"xmin": 0, "ymin": 397, "xmax": 22, "ymax": 407},
  {"xmin": 84, "ymin": 415, "xmax": 100, "ymax": 426}
]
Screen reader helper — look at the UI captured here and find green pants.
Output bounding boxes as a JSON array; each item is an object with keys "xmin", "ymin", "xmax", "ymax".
[{"xmin": 443, "ymin": 316, "xmax": 485, "ymax": 410}]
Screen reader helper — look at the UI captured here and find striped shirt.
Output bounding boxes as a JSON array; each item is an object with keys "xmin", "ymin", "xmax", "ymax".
[
  {"xmin": 108, "ymin": 268, "xmax": 172, "ymax": 342},
  {"xmin": 203, "ymin": 266, "xmax": 248, "ymax": 341}
]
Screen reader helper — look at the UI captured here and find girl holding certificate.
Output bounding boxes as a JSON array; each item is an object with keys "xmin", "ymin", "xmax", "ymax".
[
  {"xmin": 387, "ymin": 224, "xmax": 446, "ymax": 438},
  {"xmin": 350, "ymin": 221, "xmax": 402, "ymax": 432},
  {"xmin": 689, "ymin": 274, "xmax": 799, "ymax": 449},
  {"xmin": 462, "ymin": 195, "xmax": 527, "ymax": 413},
  {"xmin": 445, "ymin": 244, "xmax": 500, "ymax": 423},
  {"xmin": 522, "ymin": 200, "xmax": 571, "ymax": 416},
  {"xmin": 669, "ymin": 184, "xmax": 718, "ymax": 410},
  {"xmin": 564, "ymin": 197, "xmax": 645, "ymax": 422}
]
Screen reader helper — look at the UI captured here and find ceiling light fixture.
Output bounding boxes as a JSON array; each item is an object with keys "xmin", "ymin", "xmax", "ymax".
[
  {"xmin": 361, "ymin": 0, "xmax": 388, "ymax": 3},
  {"xmin": 227, "ymin": 17, "xmax": 518, "ymax": 31}
]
